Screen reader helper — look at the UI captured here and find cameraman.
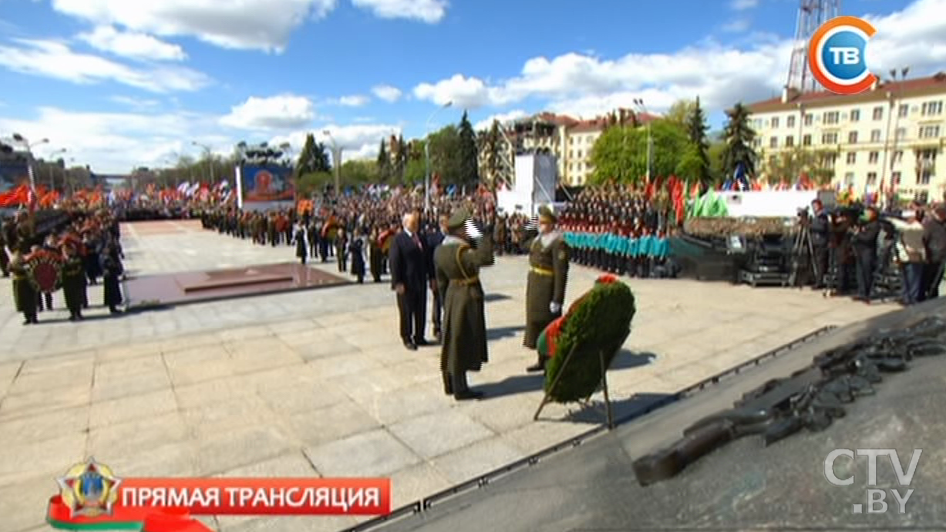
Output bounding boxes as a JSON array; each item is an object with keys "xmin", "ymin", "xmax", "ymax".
[
  {"xmin": 829, "ymin": 210, "xmax": 854, "ymax": 295},
  {"xmin": 889, "ymin": 209, "xmax": 926, "ymax": 305},
  {"xmin": 851, "ymin": 206, "xmax": 881, "ymax": 302},
  {"xmin": 809, "ymin": 199, "xmax": 830, "ymax": 288},
  {"xmin": 921, "ymin": 204, "xmax": 946, "ymax": 300}
]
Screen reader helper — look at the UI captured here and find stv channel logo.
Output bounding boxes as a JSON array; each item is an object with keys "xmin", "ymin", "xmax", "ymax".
[{"xmin": 808, "ymin": 16, "xmax": 878, "ymax": 95}]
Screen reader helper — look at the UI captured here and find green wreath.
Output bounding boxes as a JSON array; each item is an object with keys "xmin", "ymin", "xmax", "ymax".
[{"xmin": 543, "ymin": 277, "xmax": 636, "ymax": 403}]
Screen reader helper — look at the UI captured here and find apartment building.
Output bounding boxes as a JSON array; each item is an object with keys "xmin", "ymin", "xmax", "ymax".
[
  {"xmin": 747, "ymin": 72, "xmax": 946, "ymax": 203},
  {"xmin": 481, "ymin": 109, "xmax": 658, "ymax": 187}
]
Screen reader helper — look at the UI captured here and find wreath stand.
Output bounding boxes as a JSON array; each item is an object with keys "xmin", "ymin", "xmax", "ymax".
[{"xmin": 533, "ymin": 330, "xmax": 630, "ymax": 430}]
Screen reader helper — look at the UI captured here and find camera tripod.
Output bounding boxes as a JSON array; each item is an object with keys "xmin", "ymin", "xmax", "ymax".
[{"xmin": 787, "ymin": 223, "xmax": 823, "ymax": 288}]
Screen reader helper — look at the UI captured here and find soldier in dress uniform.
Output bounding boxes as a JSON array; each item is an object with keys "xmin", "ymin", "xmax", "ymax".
[
  {"xmin": 434, "ymin": 208, "xmax": 494, "ymax": 400},
  {"xmin": 61, "ymin": 242, "xmax": 86, "ymax": 321},
  {"xmin": 524, "ymin": 205, "xmax": 569, "ymax": 372},
  {"xmin": 10, "ymin": 249, "xmax": 38, "ymax": 325}
]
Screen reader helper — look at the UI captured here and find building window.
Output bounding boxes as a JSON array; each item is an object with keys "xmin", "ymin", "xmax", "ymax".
[
  {"xmin": 823, "ymin": 111, "xmax": 839, "ymax": 124},
  {"xmin": 802, "ymin": 134, "xmax": 812, "ymax": 146},
  {"xmin": 917, "ymin": 191, "xmax": 929, "ymax": 203},
  {"xmin": 785, "ymin": 135, "xmax": 794, "ymax": 147},
  {"xmin": 919, "ymin": 125, "xmax": 941, "ymax": 139},
  {"xmin": 769, "ymin": 155, "xmax": 777, "ymax": 166},
  {"xmin": 848, "ymin": 131, "xmax": 858, "ymax": 144},
  {"xmin": 770, "ymin": 136, "xmax": 778, "ymax": 148},
  {"xmin": 896, "ymin": 127, "xmax": 907, "ymax": 141},
  {"xmin": 577, "ymin": 150, "xmax": 583, "ymax": 158},
  {"xmin": 824, "ymin": 153, "xmax": 837, "ymax": 169},
  {"xmin": 804, "ymin": 113, "xmax": 813, "ymax": 126},
  {"xmin": 867, "ymin": 172, "xmax": 877, "ymax": 185},
  {"xmin": 569, "ymin": 150, "xmax": 574, "ymax": 158},
  {"xmin": 753, "ymin": 138, "xmax": 762, "ymax": 148},
  {"xmin": 872, "ymin": 106, "xmax": 883, "ymax": 120},
  {"xmin": 771, "ymin": 117, "xmax": 780, "ymax": 128},
  {"xmin": 850, "ymin": 109, "xmax": 860, "ymax": 122},
  {"xmin": 821, "ymin": 132, "xmax": 838, "ymax": 144},
  {"xmin": 921, "ymin": 101, "xmax": 943, "ymax": 116},
  {"xmin": 569, "ymin": 137, "xmax": 574, "ymax": 145},
  {"xmin": 869, "ymin": 151, "xmax": 879, "ymax": 164},
  {"xmin": 898, "ymin": 104, "xmax": 909, "ymax": 117},
  {"xmin": 894, "ymin": 150, "xmax": 903, "ymax": 163},
  {"xmin": 844, "ymin": 172, "xmax": 855, "ymax": 186},
  {"xmin": 870, "ymin": 129, "xmax": 881, "ymax": 142},
  {"xmin": 846, "ymin": 152, "xmax": 856, "ymax": 164},
  {"xmin": 787, "ymin": 115, "xmax": 796, "ymax": 128},
  {"xmin": 892, "ymin": 171, "xmax": 902, "ymax": 185},
  {"xmin": 919, "ymin": 172, "xmax": 931, "ymax": 185}
]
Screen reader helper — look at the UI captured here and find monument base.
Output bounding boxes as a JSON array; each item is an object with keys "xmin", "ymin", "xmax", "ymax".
[{"xmin": 122, "ymin": 263, "xmax": 349, "ymax": 309}]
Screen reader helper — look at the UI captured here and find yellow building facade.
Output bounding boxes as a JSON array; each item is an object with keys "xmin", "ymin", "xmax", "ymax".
[{"xmin": 747, "ymin": 73, "xmax": 946, "ymax": 203}]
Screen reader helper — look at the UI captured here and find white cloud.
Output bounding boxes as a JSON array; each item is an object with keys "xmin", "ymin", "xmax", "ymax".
[
  {"xmin": 412, "ymin": 0, "xmax": 946, "ymax": 116},
  {"xmin": 0, "ymin": 39, "xmax": 210, "ymax": 92},
  {"xmin": 109, "ymin": 96, "xmax": 162, "ymax": 110},
  {"xmin": 721, "ymin": 18, "xmax": 751, "ymax": 33},
  {"xmin": 336, "ymin": 95, "xmax": 370, "ymax": 107},
  {"xmin": 730, "ymin": 0, "xmax": 758, "ymax": 10},
  {"xmin": 413, "ymin": 74, "xmax": 502, "ymax": 109},
  {"xmin": 372, "ymin": 84, "xmax": 402, "ymax": 102},
  {"xmin": 220, "ymin": 95, "xmax": 316, "ymax": 130},
  {"xmin": 350, "ymin": 0, "xmax": 447, "ymax": 23},
  {"xmin": 0, "ymin": 107, "xmax": 224, "ymax": 174},
  {"xmin": 79, "ymin": 25, "xmax": 186, "ymax": 61},
  {"xmin": 51, "ymin": 0, "xmax": 337, "ymax": 52},
  {"xmin": 473, "ymin": 109, "xmax": 528, "ymax": 131},
  {"xmin": 51, "ymin": 0, "xmax": 449, "ymax": 52},
  {"xmin": 269, "ymin": 123, "xmax": 400, "ymax": 162}
]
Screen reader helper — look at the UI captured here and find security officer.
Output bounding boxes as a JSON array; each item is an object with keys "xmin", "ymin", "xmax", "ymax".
[{"xmin": 525, "ymin": 205, "xmax": 569, "ymax": 372}]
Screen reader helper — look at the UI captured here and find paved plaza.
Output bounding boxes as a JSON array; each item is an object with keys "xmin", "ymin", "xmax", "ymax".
[{"xmin": 0, "ymin": 220, "xmax": 898, "ymax": 532}]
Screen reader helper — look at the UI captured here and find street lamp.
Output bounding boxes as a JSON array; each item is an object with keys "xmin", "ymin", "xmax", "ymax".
[
  {"xmin": 46, "ymin": 148, "xmax": 67, "ymax": 190},
  {"xmin": 881, "ymin": 66, "xmax": 909, "ymax": 207},
  {"xmin": 10, "ymin": 134, "xmax": 49, "ymax": 188},
  {"xmin": 191, "ymin": 141, "xmax": 215, "ymax": 182},
  {"xmin": 633, "ymin": 99, "xmax": 653, "ymax": 182},
  {"xmin": 425, "ymin": 101, "xmax": 453, "ymax": 213},
  {"xmin": 322, "ymin": 130, "xmax": 342, "ymax": 198}
]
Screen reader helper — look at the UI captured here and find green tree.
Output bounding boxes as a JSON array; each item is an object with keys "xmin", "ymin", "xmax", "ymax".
[
  {"xmin": 457, "ymin": 111, "xmax": 480, "ymax": 186},
  {"xmin": 685, "ymin": 96, "xmax": 711, "ymax": 186},
  {"xmin": 707, "ymin": 141, "xmax": 727, "ymax": 184},
  {"xmin": 341, "ymin": 159, "xmax": 379, "ymax": 185},
  {"xmin": 764, "ymin": 147, "xmax": 835, "ymax": 185},
  {"xmin": 589, "ymin": 119, "xmax": 689, "ymax": 185},
  {"xmin": 427, "ymin": 125, "xmax": 462, "ymax": 184},
  {"xmin": 296, "ymin": 171, "xmax": 334, "ymax": 197},
  {"xmin": 393, "ymin": 134, "xmax": 408, "ymax": 183},
  {"xmin": 481, "ymin": 120, "xmax": 505, "ymax": 190},
  {"xmin": 666, "ymin": 99, "xmax": 696, "ymax": 127},
  {"xmin": 722, "ymin": 102, "xmax": 758, "ymax": 179},
  {"xmin": 376, "ymin": 139, "xmax": 392, "ymax": 182},
  {"xmin": 294, "ymin": 133, "xmax": 330, "ymax": 177}
]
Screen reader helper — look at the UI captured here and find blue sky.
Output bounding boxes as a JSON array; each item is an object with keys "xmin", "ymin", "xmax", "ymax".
[{"xmin": 0, "ymin": 0, "xmax": 943, "ymax": 173}]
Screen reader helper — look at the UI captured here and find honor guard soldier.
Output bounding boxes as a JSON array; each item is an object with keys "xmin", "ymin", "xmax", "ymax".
[
  {"xmin": 10, "ymin": 249, "xmax": 38, "ymax": 325},
  {"xmin": 433, "ymin": 209, "xmax": 495, "ymax": 400},
  {"xmin": 61, "ymin": 242, "xmax": 86, "ymax": 321},
  {"xmin": 525, "ymin": 205, "xmax": 569, "ymax": 372}
]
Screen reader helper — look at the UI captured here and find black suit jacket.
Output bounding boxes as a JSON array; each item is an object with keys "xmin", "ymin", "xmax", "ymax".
[{"xmin": 389, "ymin": 231, "xmax": 432, "ymax": 292}]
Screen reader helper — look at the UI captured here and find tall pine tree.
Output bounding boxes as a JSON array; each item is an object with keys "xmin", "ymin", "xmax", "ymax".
[
  {"xmin": 457, "ymin": 111, "xmax": 480, "ymax": 186},
  {"xmin": 722, "ymin": 102, "xmax": 758, "ymax": 180},
  {"xmin": 686, "ymin": 96, "xmax": 711, "ymax": 186},
  {"xmin": 377, "ymin": 139, "xmax": 392, "ymax": 182},
  {"xmin": 294, "ymin": 133, "xmax": 331, "ymax": 176}
]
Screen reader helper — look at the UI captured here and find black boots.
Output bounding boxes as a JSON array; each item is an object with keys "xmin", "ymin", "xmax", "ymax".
[
  {"xmin": 526, "ymin": 355, "xmax": 546, "ymax": 373},
  {"xmin": 442, "ymin": 371, "xmax": 483, "ymax": 400}
]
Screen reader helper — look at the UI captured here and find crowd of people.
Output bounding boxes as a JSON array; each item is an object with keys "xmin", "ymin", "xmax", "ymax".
[
  {"xmin": 805, "ymin": 198, "xmax": 946, "ymax": 306},
  {"xmin": 1, "ymin": 209, "xmax": 126, "ymax": 325}
]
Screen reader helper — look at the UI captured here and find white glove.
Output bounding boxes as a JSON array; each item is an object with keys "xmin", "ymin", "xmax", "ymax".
[
  {"xmin": 464, "ymin": 219, "xmax": 483, "ymax": 240},
  {"xmin": 549, "ymin": 301, "xmax": 562, "ymax": 314}
]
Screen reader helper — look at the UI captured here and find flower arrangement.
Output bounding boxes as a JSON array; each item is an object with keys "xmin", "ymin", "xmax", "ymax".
[{"xmin": 538, "ymin": 274, "xmax": 635, "ymax": 403}]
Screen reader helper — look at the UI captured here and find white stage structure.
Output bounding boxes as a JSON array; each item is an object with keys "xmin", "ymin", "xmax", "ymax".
[{"xmin": 496, "ymin": 153, "xmax": 559, "ymax": 216}]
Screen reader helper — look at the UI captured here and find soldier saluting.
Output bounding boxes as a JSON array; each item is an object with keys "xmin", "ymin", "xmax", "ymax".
[{"xmin": 524, "ymin": 205, "xmax": 569, "ymax": 373}]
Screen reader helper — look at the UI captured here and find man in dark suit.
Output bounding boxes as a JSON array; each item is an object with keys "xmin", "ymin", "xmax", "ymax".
[
  {"xmin": 426, "ymin": 213, "xmax": 450, "ymax": 342},
  {"xmin": 809, "ymin": 199, "xmax": 830, "ymax": 289},
  {"xmin": 390, "ymin": 211, "xmax": 434, "ymax": 350}
]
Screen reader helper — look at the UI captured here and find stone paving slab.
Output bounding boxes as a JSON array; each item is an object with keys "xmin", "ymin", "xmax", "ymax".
[{"xmin": 0, "ymin": 219, "xmax": 903, "ymax": 532}]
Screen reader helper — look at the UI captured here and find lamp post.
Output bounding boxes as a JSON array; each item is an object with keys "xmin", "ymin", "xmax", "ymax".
[
  {"xmin": 322, "ymin": 130, "xmax": 342, "ymax": 198},
  {"xmin": 425, "ymin": 101, "xmax": 453, "ymax": 213},
  {"xmin": 884, "ymin": 67, "xmax": 909, "ymax": 207},
  {"xmin": 633, "ymin": 99, "xmax": 652, "ymax": 182},
  {"xmin": 46, "ymin": 148, "xmax": 67, "ymax": 190},
  {"xmin": 11, "ymin": 134, "xmax": 49, "ymax": 189},
  {"xmin": 191, "ymin": 141, "xmax": 215, "ymax": 183}
]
